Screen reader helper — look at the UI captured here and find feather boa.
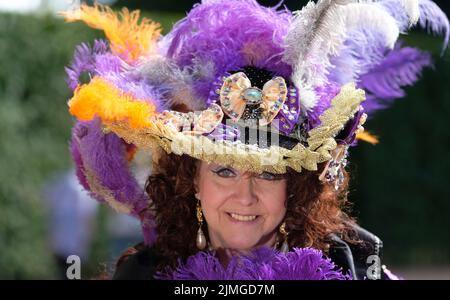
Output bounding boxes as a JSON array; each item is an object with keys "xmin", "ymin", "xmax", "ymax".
[{"xmin": 157, "ymin": 247, "xmax": 351, "ymax": 280}]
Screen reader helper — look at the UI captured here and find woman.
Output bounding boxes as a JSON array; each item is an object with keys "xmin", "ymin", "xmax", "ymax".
[
  {"xmin": 113, "ymin": 151, "xmax": 380, "ymax": 280},
  {"xmin": 64, "ymin": 0, "xmax": 448, "ymax": 280}
]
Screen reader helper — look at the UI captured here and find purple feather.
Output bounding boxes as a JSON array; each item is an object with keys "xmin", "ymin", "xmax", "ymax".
[
  {"xmin": 163, "ymin": 0, "xmax": 292, "ymax": 101},
  {"xmin": 308, "ymin": 83, "xmax": 341, "ymax": 128},
  {"xmin": 358, "ymin": 44, "xmax": 432, "ymax": 114},
  {"xmin": 67, "ymin": 41, "xmax": 167, "ymax": 112},
  {"xmin": 65, "ymin": 40, "xmax": 109, "ymax": 90},
  {"xmin": 94, "ymin": 53, "xmax": 168, "ymax": 112},
  {"xmin": 157, "ymin": 247, "xmax": 350, "ymax": 280},
  {"xmin": 70, "ymin": 120, "xmax": 152, "ymax": 237},
  {"xmin": 336, "ymin": 108, "xmax": 365, "ymax": 147},
  {"xmin": 93, "ymin": 52, "xmax": 123, "ymax": 75},
  {"xmin": 378, "ymin": 0, "xmax": 449, "ymax": 52},
  {"xmin": 419, "ymin": 0, "xmax": 450, "ymax": 53},
  {"xmin": 377, "ymin": 0, "xmax": 410, "ymax": 31},
  {"xmin": 160, "ymin": 251, "xmax": 228, "ymax": 280},
  {"xmin": 328, "ymin": 0, "xmax": 449, "ymax": 96},
  {"xmin": 270, "ymin": 248, "xmax": 348, "ymax": 280},
  {"xmin": 94, "ymin": 50, "xmax": 168, "ymax": 111},
  {"xmin": 102, "ymin": 71, "xmax": 168, "ymax": 112},
  {"xmin": 70, "ymin": 123, "xmax": 90, "ymax": 191},
  {"xmin": 328, "ymin": 30, "xmax": 390, "ymax": 86}
]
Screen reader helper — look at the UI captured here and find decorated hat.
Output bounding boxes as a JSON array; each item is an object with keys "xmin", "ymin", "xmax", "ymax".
[{"xmin": 63, "ymin": 0, "xmax": 448, "ymax": 244}]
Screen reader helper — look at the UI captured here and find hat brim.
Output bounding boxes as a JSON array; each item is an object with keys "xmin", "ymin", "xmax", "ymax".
[{"xmin": 69, "ymin": 79, "xmax": 365, "ymax": 174}]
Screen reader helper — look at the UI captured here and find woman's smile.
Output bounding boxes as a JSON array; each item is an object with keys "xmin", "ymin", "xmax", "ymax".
[{"xmin": 226, "ymin": 212, "xmax": 260, "ymax": 223}]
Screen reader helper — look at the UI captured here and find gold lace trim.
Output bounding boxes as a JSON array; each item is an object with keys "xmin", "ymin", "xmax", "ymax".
[{"xmin": 106, "ymin": 83, "xmax": 365, "ymax": 174}]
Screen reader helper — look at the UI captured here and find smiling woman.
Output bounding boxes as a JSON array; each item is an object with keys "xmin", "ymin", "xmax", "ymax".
[
  {"xmin": 64, "ymin": 0, "xmax": 448, "ymax": 280},
  {"xmin": 196, "ymin": 162, "xmax": 288, "ymax": 252},
  {"xmin": 138, "ymin": 152, "xmax": 355, "ymax": 275}
]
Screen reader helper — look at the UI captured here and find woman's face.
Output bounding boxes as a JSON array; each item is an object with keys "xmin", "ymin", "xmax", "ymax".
[{"xmin": 194, "ymin": 162, "xmax": 287, "ymax": 251}]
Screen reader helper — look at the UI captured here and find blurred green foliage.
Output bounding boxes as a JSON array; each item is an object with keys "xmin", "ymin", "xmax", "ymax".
[
  {"xmin": 351, "ymin": 35, "xmax": 450, "ymax": 266},
  {"xmin": 0, "ymin": 7, "xmax": 449, "ymax": 279},
  {"xmin": 0, "ymin": 12, "xmax": 100, "ymax": 279},
  {"xmin": 0, "ymin": 10, "xmax": 180, "ymax": 279}
]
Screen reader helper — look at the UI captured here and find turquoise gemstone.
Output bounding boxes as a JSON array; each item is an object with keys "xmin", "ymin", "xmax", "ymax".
[{"xmin": 242, "ymin": 88, "xmax": 263, "ymax": 105}]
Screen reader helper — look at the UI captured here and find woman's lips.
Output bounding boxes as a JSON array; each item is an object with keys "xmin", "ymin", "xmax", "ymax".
[{"xmin": 226, "ymin": 212, "xmax": 260, "ymax": 222}]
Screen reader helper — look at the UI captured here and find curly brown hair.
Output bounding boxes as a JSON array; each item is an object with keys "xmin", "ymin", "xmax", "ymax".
[{"xmin": 143, "ymin": 151, "xmax": 357, "ymax": 271}]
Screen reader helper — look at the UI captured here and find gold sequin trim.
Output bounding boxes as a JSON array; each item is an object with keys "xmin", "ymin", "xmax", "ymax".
[{"xmin": 105, "ymin": 83, "xmax": 365, "ymax": 174}]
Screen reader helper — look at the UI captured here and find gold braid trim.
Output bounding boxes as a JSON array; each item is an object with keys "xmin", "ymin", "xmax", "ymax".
[
  {"xmin": 307, "ymin": 83, "xmax": 365, "ymax": 162},
  {"xmin": 105, "ymin": 83, "xmax": 365, "ymax": 174}
]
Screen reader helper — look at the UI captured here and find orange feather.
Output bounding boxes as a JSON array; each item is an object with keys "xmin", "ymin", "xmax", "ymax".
[{"xmin": 62, "ymin": 3, "xmax": 161, "ymax": 62}]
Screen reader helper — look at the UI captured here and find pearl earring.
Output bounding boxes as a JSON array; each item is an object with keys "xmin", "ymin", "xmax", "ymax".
[{"xmin": 195, "ymin": 194, "xmax": 207, "ymax": 250}]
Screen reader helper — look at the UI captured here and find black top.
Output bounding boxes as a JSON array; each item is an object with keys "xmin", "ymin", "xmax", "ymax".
[{"xmin": 113, "ymin": 224, "xmax": 392, "ymax": 280}]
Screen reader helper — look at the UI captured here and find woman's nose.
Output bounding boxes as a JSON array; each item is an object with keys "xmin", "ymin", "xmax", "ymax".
[{"xmin": 233, "ymin": 177, "xmax": 258, "ymax": 206}]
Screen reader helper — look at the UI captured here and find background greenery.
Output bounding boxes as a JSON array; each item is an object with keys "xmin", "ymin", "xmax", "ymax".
[
  {"xmin": 351, "ymin": 34, "xmax": 450, "ymax": 266},
  {"xmin": 0, "ymin": 1, "xmax": 448, "ymax": 278},
  {"xmin": 0, "ymin": 10, "xmax": 181, "ymax": 279}
]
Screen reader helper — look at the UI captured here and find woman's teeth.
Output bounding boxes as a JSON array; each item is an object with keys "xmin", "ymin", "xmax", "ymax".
[{"xmin": 230, "ymin": 213, "xmax": 257, "ymax": 222}]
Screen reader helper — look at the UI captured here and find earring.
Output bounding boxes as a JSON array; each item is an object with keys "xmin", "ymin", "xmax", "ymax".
[
  {"xmin": 279, "ymin": 222, "xmax": 289, "ymax": 253},
  {"xmin": 195, "ymin": 195, "xmax": 207, "ymax": 250}
]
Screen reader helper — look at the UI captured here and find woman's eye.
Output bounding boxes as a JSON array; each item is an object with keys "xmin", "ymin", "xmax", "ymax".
[
  {"xmin": 257, "ymin": 172, "xmax": 276, "ymax": 181},
  {"xmin": 212, "ymin": 167, "xmax": 236, "ymax": 178}
]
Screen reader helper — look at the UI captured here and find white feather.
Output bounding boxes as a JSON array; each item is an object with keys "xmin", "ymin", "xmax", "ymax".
[
  {"xmin": 285, "ymin": 0, "xmax": 351, "ymax": 110},
  {"xmin": 357, "ymin": 0, "xmax": 420, "ymax": 26},
  {"xmin": 283, "ymin": 0, "xmax": 400, "ymax": 111},
  {"xmin": 298, "ymin": 84, "xmax": 317, "ymax": 113},
  {"xmin": 136, "ymin": 56, "xmax": 205, "ymax": 111},
  {"xmin": 401, "ymin": 0, "xmax": 420, "ymax": 26},
  {"xmin": 344, "ymin": 3, "xmax": 400, "ymax": 49}
]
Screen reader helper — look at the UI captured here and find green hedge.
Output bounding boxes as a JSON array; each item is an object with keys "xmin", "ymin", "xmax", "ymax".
[
  {"xmin": 351, "ymin": 35, "xmax": 450, "ymax": 266},
  {"xmin": 0, "ymin": 12, "xmax": 99, "ymax": 279},
  {"xmin": 0, "ymin": 11, "xmax": 180, "ymax": 279}
]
